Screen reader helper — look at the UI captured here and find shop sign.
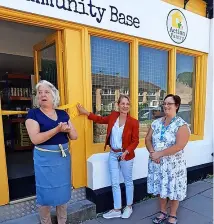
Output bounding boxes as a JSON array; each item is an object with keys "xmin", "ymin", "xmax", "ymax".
[
  {"xmin": 26, "ymin": 0, "xmax": 140, "ymax": 28},
  {"xmin": 167, "ymin": 9, "xmax": 188, "ymax": 44}
]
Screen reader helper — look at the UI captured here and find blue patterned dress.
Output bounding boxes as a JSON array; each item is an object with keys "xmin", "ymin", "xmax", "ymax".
[{"xmin": 147, "ymin": 116, "xmax": 190, "ymax": 201}]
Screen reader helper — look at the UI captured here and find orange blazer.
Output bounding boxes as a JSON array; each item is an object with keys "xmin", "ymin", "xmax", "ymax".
[{"xmin": 88, "ymin": 111, "xmax": 139, "ymax": 161}]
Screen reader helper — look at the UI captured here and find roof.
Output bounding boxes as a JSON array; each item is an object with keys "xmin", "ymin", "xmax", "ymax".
[{"xmin": 92, "ymin": 74, "xmax": 161, "ymax": 92}]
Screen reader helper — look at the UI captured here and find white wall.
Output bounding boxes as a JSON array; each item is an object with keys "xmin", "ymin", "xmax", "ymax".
[
  {"xmin": 211, "ymin": 19, "xmax": 214, "ymax": 155},
  {"xmin": 88, "ymin": 140, "xmax": 213, "ymax": 190},
  {"xmin": 0, "ymin": 0, "xmax": 210, "ymax": 53}
]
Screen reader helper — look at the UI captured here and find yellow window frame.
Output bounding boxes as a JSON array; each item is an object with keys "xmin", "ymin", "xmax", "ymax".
[
  {"xmin": 86, "ymin": 34, "xmax": 207, "ymax": 152},
  {"xmin": 85, "ymin": 32, "xmax": 139, "ymax": 157},
  {"xmin": 33, "ymin": 31, "xmax": 65, "ymax": 105},
  {"xmin": 138, "ymin": 46, "xmax": 207, "ymax": 147}
]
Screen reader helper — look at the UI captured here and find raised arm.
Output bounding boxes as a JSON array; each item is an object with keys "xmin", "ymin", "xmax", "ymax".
[
  {"xmin": 87, "ymin": 112, "xmax": 110, "ymax": 124},
  {"xmin": 77, "ymin": 104, "xmax": 110, "ymax": 124}
]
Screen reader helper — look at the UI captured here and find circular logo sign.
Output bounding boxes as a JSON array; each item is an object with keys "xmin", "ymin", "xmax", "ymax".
[{"xmin": 167, "ymin": 9, "xmax": 188, "ymax": 44}]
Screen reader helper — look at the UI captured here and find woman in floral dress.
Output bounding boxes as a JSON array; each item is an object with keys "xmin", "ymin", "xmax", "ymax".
[{"xmin": 145, "ymin": 94, "xmax": 190, "ymax": 224}]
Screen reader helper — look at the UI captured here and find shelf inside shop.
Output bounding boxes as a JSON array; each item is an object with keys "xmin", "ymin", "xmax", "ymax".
[
  {"xmin": 11, "ymin": 118, "xmax": 25, "ymax": 123},
  {"xmin": 14, "ymin": 145, "xmax": 33, "ymax": 151},
  {"xmin": 7, "ymin": 74, "xmax": 31, "ymax": 80},
  {"xmin": 9, "ymin": 96, "xmax": 31, "ymax": 101}
]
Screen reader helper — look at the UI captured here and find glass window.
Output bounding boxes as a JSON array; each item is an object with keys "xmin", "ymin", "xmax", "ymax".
[
  {"xmin": 138, "ymin": 46, "xmax": 168, "ymax": 138},
  {"xmin": 91, "ymin": 36, "xmax": 130, "ymax": 143},
  {"xmin": 40, "ymin": 44, "xmax": 57, "ymax": 88},
  {"xmin": 176, "ymin": 54, "xmax": 195, "ymax": 132}
]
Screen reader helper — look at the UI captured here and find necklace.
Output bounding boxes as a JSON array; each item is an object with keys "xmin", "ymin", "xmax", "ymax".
[{"xmin": 160, "ymin": 116, "xmax": 176, "ymax": 141}]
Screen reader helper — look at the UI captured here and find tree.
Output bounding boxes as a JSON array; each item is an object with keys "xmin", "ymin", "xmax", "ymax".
[{"xmin": 176, "ymin": 72, "xmax": 193, "ymax": 87}]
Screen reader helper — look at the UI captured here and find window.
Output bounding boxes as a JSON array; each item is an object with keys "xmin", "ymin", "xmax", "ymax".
[
  {"xmin": 88, "ymin": 34, "xmax": 206, "ymax": 151},
  {"xmin": 91, "ymin": 36, "xmax": 130, "ymax": 143},
  {"xmin": 176, "ymin": 54, "xmax": 195, "ymax": 132},
  {"xmin": 138, "ymin": 46, "xmax": 168, "ymax": 138}
]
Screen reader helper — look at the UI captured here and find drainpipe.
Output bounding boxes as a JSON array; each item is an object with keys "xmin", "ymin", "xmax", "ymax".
[{"xmin": 184, "ymin": 0, "xmax": 190, "ymax": 9}]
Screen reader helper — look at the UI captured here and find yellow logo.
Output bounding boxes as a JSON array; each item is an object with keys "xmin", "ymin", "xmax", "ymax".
[
  {"xmin": 167, "ymin": 9, "xmax": 188, "ymax": 44},
  {"xmin": 171, "ymin": 11, "xmax": 183, "ymax": 29}
]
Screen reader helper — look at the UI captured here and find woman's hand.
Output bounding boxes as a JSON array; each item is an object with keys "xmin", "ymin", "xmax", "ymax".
[
  {"xmin": 149, "ymin": 151, "xmax": 160, "ymax": 164},
  {"xmin": 154, "ymin": 158, "xmax": 160, "ymax": 164},
  {"xmin": 150, "ymin": 151, "xmax": 162, "ymax": 160},
  {"xmin": 77, "ymin": 104, "xmax": 90, "ymax": 116},
  {"xmin": 121, "ymin": 150, "xmax": 129, "ymax": 161},
  {"xmin": 57, "ymin": 122, "xmax": 71, "ymax": 133},
  {"xmin": 25, "ymin": 119, "xmax": 67, "ymax": 145},
  {"xmin": 153, "ymin": 157, "xmax": 161, "ymax": 164}
]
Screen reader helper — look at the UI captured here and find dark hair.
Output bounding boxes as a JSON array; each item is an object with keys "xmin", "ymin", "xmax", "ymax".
[
  {"xmin": 117, "ymin": 94, "xmax": 130, "ymax": 104},
  {"xmin": 164, "ymin": 94, "xmax": 181, "ymax": 113}
]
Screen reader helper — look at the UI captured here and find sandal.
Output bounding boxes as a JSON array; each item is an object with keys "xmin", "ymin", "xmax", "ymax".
[
  {"xmin": 166, "ymin": 215, "xmax": 178, "ymax": 224},
  {"xmin": 152, "ymin": 211, "xmax": 168, "ymax": 223}
]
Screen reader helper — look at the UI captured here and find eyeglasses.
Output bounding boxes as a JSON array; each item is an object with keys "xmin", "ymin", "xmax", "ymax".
[{"xmin": 162, "ymin": 103, "xmax": 175, "ymax": 106}]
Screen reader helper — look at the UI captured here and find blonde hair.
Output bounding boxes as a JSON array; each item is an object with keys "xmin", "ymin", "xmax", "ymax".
[
  {"xmin": 117, "ymin": 94, "xmax": 130, "ymax": 104},
  {"xmin": 34, "ymin": 80, "xmax": 60, "ymax": 108}
]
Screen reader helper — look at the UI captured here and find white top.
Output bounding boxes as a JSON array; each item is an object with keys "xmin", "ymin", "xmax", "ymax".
[{"xmin": 110, "ymin": 118, "xmax": 125, "ymax": 150}]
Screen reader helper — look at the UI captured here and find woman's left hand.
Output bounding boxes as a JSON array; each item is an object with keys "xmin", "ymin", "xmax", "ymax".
[
  {"xmin": 150, "ymin": 151, "xmax": 162, "ymax": 160},
  {"xmin": 59, "ymin": 122, "xmax": 71, "ymax": 133},
  {"xmin": 121, "ymin": 150, "xmax": 129, "ymax": 161}
]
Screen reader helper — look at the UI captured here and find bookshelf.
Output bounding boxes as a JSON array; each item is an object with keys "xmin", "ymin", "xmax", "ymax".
[{"xmin": 1, "ymin": 73, "xmax": 33, "ymax": 151}]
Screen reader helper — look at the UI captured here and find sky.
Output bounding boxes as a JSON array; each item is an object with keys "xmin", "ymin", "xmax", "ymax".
[{"xmin": 91, "ymin": 36, "xmax": 194, "ymax": 90}]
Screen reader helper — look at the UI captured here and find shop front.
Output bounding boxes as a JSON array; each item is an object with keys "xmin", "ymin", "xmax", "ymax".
[{"xmin": 0, "ymin": 0, "xmax": 213, "ymax": 221}]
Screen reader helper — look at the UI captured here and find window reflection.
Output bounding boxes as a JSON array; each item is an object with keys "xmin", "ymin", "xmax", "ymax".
[
  {"xmin": 91, "ymin": 37, "xmax": 130, "ymax": 143},
  {"xmin": 176, "ymin": 54, "xmax": 195, "ymax": 132},
  {"xmin": 138, "ymin": 46, "xmax": 168, "ymax": 138}
]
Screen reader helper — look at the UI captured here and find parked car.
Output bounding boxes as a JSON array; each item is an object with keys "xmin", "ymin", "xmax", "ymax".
[{"xmin": 138, "ymin": 106, "xmax": 163, "ymax": 121}]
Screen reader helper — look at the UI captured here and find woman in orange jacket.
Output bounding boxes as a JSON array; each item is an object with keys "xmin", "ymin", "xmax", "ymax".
[{"xmin": 77, "ymin": 95, "xmax": 139, "ymax": 219}]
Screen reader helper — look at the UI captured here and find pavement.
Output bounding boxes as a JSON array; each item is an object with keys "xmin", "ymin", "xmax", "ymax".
[{"xmin": 82, "ymin": 177, "xmax": 213, "ymax": 224}]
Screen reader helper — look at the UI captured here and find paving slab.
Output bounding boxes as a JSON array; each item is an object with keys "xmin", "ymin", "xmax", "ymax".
[
  {"xmin": 185, "ymin": 181, "xmax": 212, "ymax": 199},
  {"xmin": 135, "ymin": 216, "xmax": 154, "ymax": 224},
  {"xmin": 176, "ymin": 206, "xmax": 212, "ymax": 224},
  {"xmin": 80, "ymin": 219, "xmax": 101, "ymax": 224},
  {"xmin": 83, "ymin": 180, "xmax": 214, "ymax": 224},
  {"xmin": 97, "ymin": 198, "xmax": 159, "ymax": 224},
  {"xmin": 181, "ymin": 195, "xmax": 213, "ymax": 219},
  {"xmin": 1, "ymin": 200, "xmax": 96, "ymax": 224},
  {"xmin": 1, "ymin": 214, "xmax": 40, "ymax": 224},
  {"xmin": 200, "ymin": 188, "xmax": 213, "ymax": 199},
  {"xmin": 141, "ymin": 206, "xmax": 213, "ymax": 224},
  {"xmin": 97, "ymin": 217, "xmax": 132, "ymax": 224},
  {"xmin": 203, "ymin": 177, "xmax": 213, "ymax": 184}
]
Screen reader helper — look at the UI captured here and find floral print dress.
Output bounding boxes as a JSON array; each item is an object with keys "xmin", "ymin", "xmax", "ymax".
[{"xmin": 147, "ymin": 116, "xmax": 190, "ymax": 201}]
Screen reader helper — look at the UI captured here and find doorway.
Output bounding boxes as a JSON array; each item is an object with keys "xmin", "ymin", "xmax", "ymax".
[{"xmin": 0, "ymin": 20, "xmax": 64, "ymax": 201}]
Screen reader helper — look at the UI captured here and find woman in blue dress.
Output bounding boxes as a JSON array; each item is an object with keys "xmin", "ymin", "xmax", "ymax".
[{"xmin": 25, "ymin": 80, "xmax": 78, "ymax": 224}]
